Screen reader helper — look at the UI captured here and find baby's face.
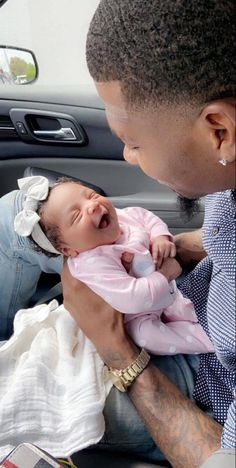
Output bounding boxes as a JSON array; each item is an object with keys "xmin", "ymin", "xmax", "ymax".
[{"xmin": 43, "ymin": 182, "xmax": 121, "ymax": 256}]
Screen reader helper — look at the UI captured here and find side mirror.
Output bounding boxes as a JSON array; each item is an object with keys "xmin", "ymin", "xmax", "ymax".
[{"xmin": 0, "ymin": 46, "xmax": 38, "ymax": 85}]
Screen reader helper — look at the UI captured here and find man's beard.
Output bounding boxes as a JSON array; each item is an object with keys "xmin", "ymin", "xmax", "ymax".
[{"xmin": 177, "ymin": 196, "xmax": 200, "ymax": 221}]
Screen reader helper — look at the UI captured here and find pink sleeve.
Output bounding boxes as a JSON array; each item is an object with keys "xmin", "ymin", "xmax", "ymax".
[
  {"xmin": 68, "ymin": 252, "xmax": 175, "ymax": 315},
  {"xmin": 125, "ymin": 207, "xmax": 173, "ymax": 240}
]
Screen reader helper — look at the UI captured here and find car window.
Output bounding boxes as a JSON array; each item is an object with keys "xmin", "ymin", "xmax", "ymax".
[{"xmin": 0, "ymin": 0, "xmax": 99, "ymax": 89}]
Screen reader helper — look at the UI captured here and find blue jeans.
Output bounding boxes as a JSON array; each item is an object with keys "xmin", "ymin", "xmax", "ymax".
[{"xmin": 0, "ymin": 190, "xmax": 63, "ymax": 339}]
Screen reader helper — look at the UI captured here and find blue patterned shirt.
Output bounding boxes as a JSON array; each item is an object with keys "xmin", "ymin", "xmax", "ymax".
[{"xmin": 180, "ymin": 190, "xmax": 235, "ymax": 448}]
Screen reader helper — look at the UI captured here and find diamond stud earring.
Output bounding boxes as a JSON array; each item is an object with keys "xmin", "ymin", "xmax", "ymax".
[{"xmin": 219, "ymin": 159, "xmax": 228, "ymax": 166}]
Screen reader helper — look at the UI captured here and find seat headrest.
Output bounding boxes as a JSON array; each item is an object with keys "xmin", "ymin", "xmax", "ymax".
[{"xmin": 23, "ymin": 166, "xmax": 106, "ymax": 196}]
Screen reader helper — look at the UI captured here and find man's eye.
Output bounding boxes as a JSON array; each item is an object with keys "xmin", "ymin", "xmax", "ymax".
[{"xmin": 126, "ymin": 144, "xmax": 139, "ymax": 152}]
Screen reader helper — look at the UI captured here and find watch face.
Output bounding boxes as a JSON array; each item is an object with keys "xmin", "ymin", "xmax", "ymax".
[{"xmin": 109, "ymin": 372, "xmax": 126, "ymax": 392}]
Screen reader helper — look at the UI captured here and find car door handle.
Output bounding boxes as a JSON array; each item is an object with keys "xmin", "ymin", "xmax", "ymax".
[{"xmin": 33, "ymin": 127, "xmax": 77, "ymax": 141}]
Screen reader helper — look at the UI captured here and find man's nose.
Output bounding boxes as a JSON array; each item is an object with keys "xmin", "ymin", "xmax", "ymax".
[{"xmin": 123, "ymin": 145, "xmax": 138, "ymax": 165}]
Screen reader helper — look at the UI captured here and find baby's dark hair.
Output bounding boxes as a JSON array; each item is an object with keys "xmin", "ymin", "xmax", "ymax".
[
  {"xmin": 86, "ymin": 0, "xmax": 235, "ymax": 109},
  {"xmin": 30, "ymin": 177, "xmax": 83, "ymax": 257}
]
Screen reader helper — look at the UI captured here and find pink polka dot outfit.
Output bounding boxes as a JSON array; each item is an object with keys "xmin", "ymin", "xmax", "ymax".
[{"xmin": 68, "ymin": 207, "xmax": 214, "ymax": 355}]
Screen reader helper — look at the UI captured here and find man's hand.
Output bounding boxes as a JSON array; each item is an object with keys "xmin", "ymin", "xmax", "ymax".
[
  {"xmin": 174, "ymin": 229, "xmax": 207, "ymax": 266},
  {"xmin": 151, "ymin": 235, "xmax": 176, "ymax": 268},
  {"xmin": 159, "ymin": 257, "xmax": 182, "ymax": 282},
  {"xmin": 61, "ymin": 260, "xmax": 138, "ymax": 368}
]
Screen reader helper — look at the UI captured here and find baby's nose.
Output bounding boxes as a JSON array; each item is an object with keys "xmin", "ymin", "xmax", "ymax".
[{"xmin": 86, "ymin": 200, "xmax": 100, "ymax": 215}]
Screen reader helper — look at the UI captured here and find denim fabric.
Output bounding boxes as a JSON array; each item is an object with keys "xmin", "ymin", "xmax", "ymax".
[{"xmin": 0, "ymin": 190, "xmax": 63, "ymax": 339}]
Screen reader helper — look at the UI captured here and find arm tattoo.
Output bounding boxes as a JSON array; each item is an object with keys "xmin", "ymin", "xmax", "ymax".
[{"xmin": 129, "ymin": 364, "xmax": 222, "ymax": 468}]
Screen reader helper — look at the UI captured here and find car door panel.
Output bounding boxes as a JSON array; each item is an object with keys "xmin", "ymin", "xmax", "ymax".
[{"xmin": 0, "ymin": 99, "xmax": 123, "ymax": 159}]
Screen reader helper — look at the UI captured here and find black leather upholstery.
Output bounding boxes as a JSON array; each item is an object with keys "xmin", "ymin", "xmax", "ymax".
[{"xmin": 23, "ymin": 166, "xmax": 106, "ymax": 196}]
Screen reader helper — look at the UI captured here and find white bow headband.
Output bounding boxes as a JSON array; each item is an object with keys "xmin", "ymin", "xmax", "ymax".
[{"xmin": 14, "ymin": 176, "xmax": 61, "ymax": 255}]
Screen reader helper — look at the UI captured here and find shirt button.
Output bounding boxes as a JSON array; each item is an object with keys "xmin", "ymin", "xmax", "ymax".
[{"xmin": 212, "ymin": 226, "xmax": 219, "ymax": 236}]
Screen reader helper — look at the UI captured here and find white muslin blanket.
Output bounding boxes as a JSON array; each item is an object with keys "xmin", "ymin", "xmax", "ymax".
[{"xmin": 0, "ymin": 300, "xmax": 112, "ymax": 459}]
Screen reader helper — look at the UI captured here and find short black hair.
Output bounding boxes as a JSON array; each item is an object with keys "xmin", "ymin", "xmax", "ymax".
[{"xmin": 86, "ymin": 0, "xmax": 235, "ymax": 109}]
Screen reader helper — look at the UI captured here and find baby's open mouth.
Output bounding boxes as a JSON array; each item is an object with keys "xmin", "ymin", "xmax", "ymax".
[{"xmin": 98, "ymin": 213, "xmax": 110, "ymax": 229}]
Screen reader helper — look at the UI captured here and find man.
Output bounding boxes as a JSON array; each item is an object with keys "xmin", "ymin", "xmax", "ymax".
[{"xmin": 61, "ymin": 1, "xmax": 235, "ymax": 467}]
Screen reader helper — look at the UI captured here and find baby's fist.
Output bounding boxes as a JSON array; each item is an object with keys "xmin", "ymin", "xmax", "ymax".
[{"xmin": 151, "ymin": 235, "xmax": 176, "ymax": 268}]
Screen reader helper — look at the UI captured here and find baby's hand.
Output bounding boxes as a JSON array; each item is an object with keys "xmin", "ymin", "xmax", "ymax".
[{"xmin": 151, "ymin": 235, "xmax": 176, "ymax": 268}]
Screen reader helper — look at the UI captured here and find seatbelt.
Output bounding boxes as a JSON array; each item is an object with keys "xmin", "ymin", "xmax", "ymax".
[{"xmin": 35, "ymin": 282, "xmax": 62, "ymax": 305}]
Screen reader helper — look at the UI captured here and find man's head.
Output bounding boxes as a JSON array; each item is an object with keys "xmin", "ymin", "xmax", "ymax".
[
  {"xmin": 86, "ymin": 0, "xmax": 235, "ymax": 199},
  {"xmin": 38, "ymin": 179, "xmax": 120, "ymax": 257}
]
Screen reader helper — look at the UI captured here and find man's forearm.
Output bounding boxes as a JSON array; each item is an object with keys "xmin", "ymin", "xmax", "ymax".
[
  {"xmin": 174, "ymin": 229, "xmax": 207, "ymax": 265},
  {"xmin": 129, "ymin": 363, "xmax": 222, "ymax": 468}
]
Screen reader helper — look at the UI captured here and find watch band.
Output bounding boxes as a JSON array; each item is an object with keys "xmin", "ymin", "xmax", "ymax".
[{"xmin": 108, "ymin": 348, "xmax": 150, "ymax": 392}]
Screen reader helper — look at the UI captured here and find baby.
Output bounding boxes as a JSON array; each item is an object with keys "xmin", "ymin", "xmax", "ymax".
[{"xmin": 14, "ymin": 175, "xmax": 214, "ymax": 355}]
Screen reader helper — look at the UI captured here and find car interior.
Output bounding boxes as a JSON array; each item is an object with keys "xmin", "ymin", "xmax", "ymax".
[{"xmin": 0, "ymin": 1, "xmax": 205, "ymax": 467}]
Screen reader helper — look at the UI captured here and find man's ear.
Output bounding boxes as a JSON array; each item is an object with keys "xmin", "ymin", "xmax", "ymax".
[
  {"xmin": 200, "ymin": 100, "xmax": 235, "ymax": 164},
  {"xmin": 59, "ymin": 245, "xmax": 79, "ymax": 257}
]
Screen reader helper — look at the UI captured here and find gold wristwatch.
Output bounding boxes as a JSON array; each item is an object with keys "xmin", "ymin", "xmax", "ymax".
[{"xmin": 108, "ymin": 348, "xmax": 150, "ymax": 392}]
